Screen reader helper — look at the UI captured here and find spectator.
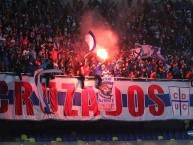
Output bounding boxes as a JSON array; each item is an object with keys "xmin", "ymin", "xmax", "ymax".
[
  {"xmin": 93, "ymin": 62, "xmax": 103, "ymax": 88},
  {"xmin": 77, "ymin": 61, "xmax": 85, "ymax": 89},
  {"xmin": 0, "ymin": 0, "xmax": 192, "ymax": 82}
]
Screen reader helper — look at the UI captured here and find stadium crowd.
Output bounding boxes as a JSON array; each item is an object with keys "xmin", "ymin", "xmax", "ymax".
[{"xmin": 0, "ymin": 0, "xmax": 193, "ymax": 80}]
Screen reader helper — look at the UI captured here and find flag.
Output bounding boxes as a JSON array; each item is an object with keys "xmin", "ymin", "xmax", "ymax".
[
  {"xmin": 130, "ymin": 47, "xmax": 142, "ymax": 59},
  {"xmin": 84, "ymin": 30, "xmax": 96, "ymax": 58},
  {"xmin": 130, "ymin": 44, "xmax": 166, "ymax": 62},
  {"xmin": 150, "ymin": 46, "xmax": 166, "ymax": 62},
  {"xmin": 34, "ymin": 68, "xmax": 63, "ymax": 113}
]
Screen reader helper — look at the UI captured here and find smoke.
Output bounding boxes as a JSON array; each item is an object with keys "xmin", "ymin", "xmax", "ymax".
[{"xmin": 81, "ymin": 10, "xmax": 119, "ymax": 60}]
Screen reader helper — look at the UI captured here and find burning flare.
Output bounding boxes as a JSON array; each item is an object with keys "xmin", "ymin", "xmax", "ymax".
[{"xmin": 97, "ymin": 47, "xmax": 108, "ymax": 60}]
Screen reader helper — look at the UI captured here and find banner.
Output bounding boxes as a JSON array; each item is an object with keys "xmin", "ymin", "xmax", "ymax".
[
  {"xmin": 0, "ymin": 73, "xmax": 193, "ymax": 121},
  {"xmin": 130, "ymin": 45, "xmax": 165, "ymax": 61}
]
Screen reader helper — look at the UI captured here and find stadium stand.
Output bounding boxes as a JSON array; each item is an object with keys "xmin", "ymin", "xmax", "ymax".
[
  {"xmin": 0, "ymin": 0, "xmax": 193, "ymax": 144},
  {"xmin": 0, "ymin": 120, "xmax": 192, "ymax": 142}
]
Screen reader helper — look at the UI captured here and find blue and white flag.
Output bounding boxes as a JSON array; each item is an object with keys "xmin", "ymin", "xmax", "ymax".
[
  {"xmin": 84, "ymin": 30, "xmax": 96, "ymax": 58},
  {"xmin": 150, "ymin": 46, "xmax": 166, "ymax": 62},
  {"xmin": 34, "ymin": 68, "xmax": 63, "ymax": 113},
  {"xmin": 130, "ymin": 45, "xmax": 166, "ymax": 62}
]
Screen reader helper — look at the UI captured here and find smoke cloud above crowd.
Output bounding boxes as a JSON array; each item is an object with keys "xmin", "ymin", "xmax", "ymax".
[{"xmin": 81, "ymin": 10, "xmax": 119, "ymax": 60}]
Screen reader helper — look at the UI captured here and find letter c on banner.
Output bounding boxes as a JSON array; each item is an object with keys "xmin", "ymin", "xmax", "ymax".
[{"xmin": 173, "ymin": 93, "xmax": 178, "ymax": 99}]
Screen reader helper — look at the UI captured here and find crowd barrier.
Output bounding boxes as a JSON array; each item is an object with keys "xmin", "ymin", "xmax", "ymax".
[{"xmin": 0, "ymin": 72, "xmax": 191, "ymax": 81}]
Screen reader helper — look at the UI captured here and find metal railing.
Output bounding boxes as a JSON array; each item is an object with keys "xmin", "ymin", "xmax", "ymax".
[{"xmin": 0, "ymin": 72, "xmax": 190, "ymax": 82}]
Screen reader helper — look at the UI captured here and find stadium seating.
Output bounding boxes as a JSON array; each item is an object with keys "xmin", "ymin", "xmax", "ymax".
[
  {"xmin": 0, "ymin": 120, "xmax": 191, "ymax": 143},
  {"xmin": 0, "ymin": 129, "xmax": 188, "ymax": 142},
  {"xmin": 1, "ymin": 130, "xmax": 193, "ymax": 143}
]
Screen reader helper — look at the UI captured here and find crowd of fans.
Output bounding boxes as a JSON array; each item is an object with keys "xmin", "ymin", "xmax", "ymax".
[{"xmin": 0, "ymin": 0, "xmax": 193, "ymax": 80}]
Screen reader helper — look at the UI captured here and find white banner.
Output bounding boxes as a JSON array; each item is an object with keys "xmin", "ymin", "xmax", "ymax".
[{"xmin": 0, "ymin": 73, "xmax": 193, "ymax": 121}]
